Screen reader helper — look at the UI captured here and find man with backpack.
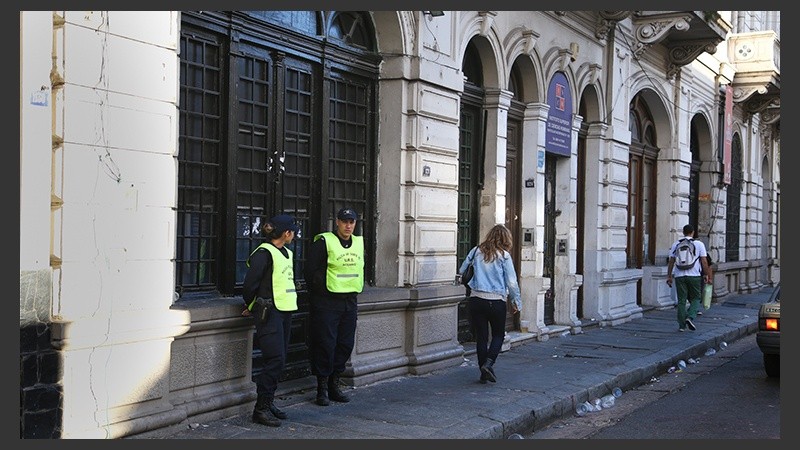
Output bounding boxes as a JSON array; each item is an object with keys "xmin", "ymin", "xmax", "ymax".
[{"xmin": 666, "ymin": 224, "xmax": 712, "ymax": 332}]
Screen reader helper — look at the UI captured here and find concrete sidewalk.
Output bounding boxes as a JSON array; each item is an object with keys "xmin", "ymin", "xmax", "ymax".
[{"xmin": 133, "ymin": 288, "xmax": 774, "ymax": 439}]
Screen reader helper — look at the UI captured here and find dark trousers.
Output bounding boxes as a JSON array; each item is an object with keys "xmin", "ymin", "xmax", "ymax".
[
  {"xmin": 310, "ymin": 306, "xmax": 357, "ymax": 377},
  {"xmin": 468, "ymin": 297, "xmax": 507, "ymax": 368},
  {"xmin": 253, "ymin": 309, "xmax": 293, "ymax": 400}
]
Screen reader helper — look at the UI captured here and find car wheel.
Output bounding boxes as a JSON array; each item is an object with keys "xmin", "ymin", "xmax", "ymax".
[{"xmin": 763, "ymin": 354, "xmax": 780, "ymax": 378}]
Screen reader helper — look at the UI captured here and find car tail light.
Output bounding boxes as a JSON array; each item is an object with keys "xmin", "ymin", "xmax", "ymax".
[{"xmin": 764, "ymin": 318, "xmax": 779, "ymax": 331}]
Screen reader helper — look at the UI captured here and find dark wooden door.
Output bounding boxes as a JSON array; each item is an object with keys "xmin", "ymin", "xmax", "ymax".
[
  {"xmin": 543, "ymin": 157, "xmax": 556, "ymax": 325},
  {"xmin": 505, "ymin": 118, "xmax": 522, "ymax": 330}
]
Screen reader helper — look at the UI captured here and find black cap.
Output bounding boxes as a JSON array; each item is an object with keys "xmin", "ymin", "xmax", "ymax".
[
  {"xmin": 337, "ymin": 208, "xmax": 358, "ymax": 221},
  {"xmin": 270, "ymin": 214, "xmax": 300, "ymax": 234}
]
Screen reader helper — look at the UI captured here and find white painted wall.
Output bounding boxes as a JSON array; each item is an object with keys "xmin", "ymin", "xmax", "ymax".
[{"xmin": 20, "ymin": 11, "xmax": 53, "ymax": 273}]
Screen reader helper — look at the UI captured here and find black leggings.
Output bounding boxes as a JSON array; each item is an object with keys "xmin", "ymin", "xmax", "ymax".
[{"xmin": 468, "ymin": 297, "xmax": 507, "ymax": 368}]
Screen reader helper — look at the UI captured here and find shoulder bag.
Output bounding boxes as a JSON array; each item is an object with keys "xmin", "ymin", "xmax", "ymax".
[{"xmin": 461, "ymin": 247, "xmax": 477, "ymax": 295}]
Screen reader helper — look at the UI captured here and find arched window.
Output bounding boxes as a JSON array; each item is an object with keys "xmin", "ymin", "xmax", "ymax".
[
  {"xmin": 329, "ymin": 12, "xmax": 373, "ymax": 50},
  {"xmin": 725, "ymin": 133, "xmax": 743, "ymax": 262},
  {"xmin": 176, "ymin": 10, "xmax": 379, "ymax": 378},
  {"xmin": 457, "ymin": 38, "xmax": 485, "ymax": 342},
  {"xmin": 689, "ymin": 119, "xmax": 701, "ymax": 229},
  {"xmin": 176, "ymin": 11, "xmax": 378, "ymax": 299},
  {"xmin": 627, "ymin": 93, "xmax": 658, "ymax": 268},
  {"xmin": 461, "ymin": 41, "xmax": 483, "ymax": 86}
]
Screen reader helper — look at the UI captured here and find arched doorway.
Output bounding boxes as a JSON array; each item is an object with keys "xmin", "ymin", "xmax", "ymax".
[
  {"xmin": 627, "ymin": 93, "xmax": 659, "ymax": 305},
  {"xmin": 726, "ymin": 133, "xmax": 743, "ymax": 263},
  {"xmin": 504, "ymin": 60, "xmax": 525, "ymax": 331},
  {"xmin": 576, "ymin": 85, "xmax": 602, "ymax": 320},
  {"xmin": 457, "ymin": 38, "xmax": 486, "ymax": 342}
]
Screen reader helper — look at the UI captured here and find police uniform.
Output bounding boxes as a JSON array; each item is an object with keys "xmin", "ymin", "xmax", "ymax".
[
  {"xmin": 305, "ymin": 208, "xmax": 364, "ymax": 406},
  {"xmin": 242, "ymin": 215, "xmax": 299, "ymax": 426}
]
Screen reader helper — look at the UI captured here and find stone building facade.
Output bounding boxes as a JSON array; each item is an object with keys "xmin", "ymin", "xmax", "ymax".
[{"xmin": 20, "ymin": 11, "xmax": 779, "ymax": 438}]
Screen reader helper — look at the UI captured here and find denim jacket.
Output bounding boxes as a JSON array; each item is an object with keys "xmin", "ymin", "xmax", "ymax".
[{"xmin": 459, "ymin": 246, "xmax": 522, "ymax": 310}]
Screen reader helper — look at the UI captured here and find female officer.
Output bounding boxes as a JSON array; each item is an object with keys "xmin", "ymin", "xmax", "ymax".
[{"xmin": 242, "ymin": 214, "xmax": 300, "ymax": 427}]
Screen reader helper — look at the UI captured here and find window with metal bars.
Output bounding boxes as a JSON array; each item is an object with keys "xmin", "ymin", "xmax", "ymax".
[
  {"xmin": 626, "ymin": 94, "xmax": 658, "ymax": 268},
  {"xmin": 725, "ymin": 133, "xmax": 743, "ymax": 262},
  {"xmin": 175, "ymin": 11, "xmax": 378, "ymax": 301},
  {"xmin": 689, "ymin": 121, "xmax": 701, "ymax": 230}
]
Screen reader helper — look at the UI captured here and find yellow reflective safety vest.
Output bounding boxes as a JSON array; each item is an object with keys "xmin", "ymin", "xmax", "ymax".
[
  {"xmin": 314, "ymin": 232, "xmax": 364, "ymax": 293},
  {"xmin": 246, "ymin": 243, "xmax": 298, "ymax": 312}
]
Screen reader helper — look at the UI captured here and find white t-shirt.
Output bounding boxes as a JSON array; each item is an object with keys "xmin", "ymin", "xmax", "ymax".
[{"xmin": 669, "ymin": 237, "xmax": 707, "ymax": 277}]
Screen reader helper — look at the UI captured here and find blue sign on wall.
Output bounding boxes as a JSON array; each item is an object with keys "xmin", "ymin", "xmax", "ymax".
[{"xmin": 544, "ymin": 72, "xmax": 572, "ymax": 157}]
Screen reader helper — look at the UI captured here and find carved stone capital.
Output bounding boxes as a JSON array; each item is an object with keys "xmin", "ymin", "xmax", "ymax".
[
  {"xmin": 635, "ymin": 15, "xmax": 692, "ymax": 44},
  {"xmin": 733, "ymin": 86, "xmax": 767, "ymax": 103},
  {"xmin": 761, "ymin": 108, "xmax": 780, "ymax": 125},
  {"xmin": 478, "ymin": 11, "xmax": 497, "ymax": 37},
  {"xmin": 522, "ymin": 29, "xmax": 539, "ymax": 56},
  {"xmin": 558, "ymin": 48, "xmax": 573, "ymax": 71},
  {"xmin": 595, "ymin": 11, "xmax": 631, "ymax": 40},
  {"xmin": 632, "ymin": 13, "xmax": 693, "ymax": 59},
  {"xmin": 666, "ymin": 40, "xmax": 720, "ymax": 79},
  {"xmin": 745, "ymin": 96, "xmax": 779, "ymax": 114}
]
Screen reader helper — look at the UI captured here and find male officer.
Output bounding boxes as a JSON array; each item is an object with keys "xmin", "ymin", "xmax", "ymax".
[{"xmin": 305, "ymin": 208, "xmax": 364, "ymax": 406}]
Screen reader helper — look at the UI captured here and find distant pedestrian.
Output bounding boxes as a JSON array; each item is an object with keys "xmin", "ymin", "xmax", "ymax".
[
  {"xmin": 666, "ymin": 224, "xmax": 711, "ymax": 332},
  {"xmin": 242, "ymin": 214, "xmax": 301, "ymax": 427},
  {"xmin": 305, "ymin": 207, "xmax": 364, "ymax": 406},
  {"xmin": 694, "ymin": 228, "xmax": 713, "ymax": 315},
  {"xmin": 458, "ymin": 224, "xmax": 522, "ymax": 383}
]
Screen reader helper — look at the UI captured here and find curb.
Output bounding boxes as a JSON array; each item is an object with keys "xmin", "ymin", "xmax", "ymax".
[{"xmin": 488, "ymin": 319, "xmax": 757, "ymax": 439}]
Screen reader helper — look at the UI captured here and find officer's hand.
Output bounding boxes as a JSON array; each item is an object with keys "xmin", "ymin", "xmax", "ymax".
[{"xmin": 241, "ymin": 308, "xmax": 251, "ymax": 317}]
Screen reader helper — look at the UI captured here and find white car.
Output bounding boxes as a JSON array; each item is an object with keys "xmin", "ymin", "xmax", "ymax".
[{"xmin": 756, "ymin": 284, "xmax": 780, "ymax": 377}]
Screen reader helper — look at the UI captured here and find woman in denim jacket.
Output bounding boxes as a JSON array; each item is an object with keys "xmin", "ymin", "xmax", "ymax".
[{"xmin": 458, "ymin": 224, "xmax": 522, "ymax": 383}]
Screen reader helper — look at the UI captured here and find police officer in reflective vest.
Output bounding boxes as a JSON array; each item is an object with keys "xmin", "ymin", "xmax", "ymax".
[
  {"xmin": 305, "ymin": 208, "xmax": 364, "ymax": 406},
  {"xmin": 242, "ymin": 214, "xmax": 300, "ymax": 427}
]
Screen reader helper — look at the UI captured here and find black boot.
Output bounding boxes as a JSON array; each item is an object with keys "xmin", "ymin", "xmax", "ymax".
[
  {"xmin": 315, "ymin": 376, "xmax": 330, "ymax": 406},
  {"xmin": 328, "ymin": 374, "xmax": 351, "ymax": 403},
  {"xmin": 268, "ymin": 401, "xmax": 287, "ymax": 420},
  {"xmin": 480, "ymin": 358, "xmax": 497, "ymax": 383},
  {"xmin": 252, "ymin": 394, "xmax": 281, "ymax": 427}
]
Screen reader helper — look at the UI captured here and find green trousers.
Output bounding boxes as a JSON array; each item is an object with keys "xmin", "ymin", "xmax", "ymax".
[{"xmin": 676, "ymin": 275, "xmax": 701, "ymax": 328}]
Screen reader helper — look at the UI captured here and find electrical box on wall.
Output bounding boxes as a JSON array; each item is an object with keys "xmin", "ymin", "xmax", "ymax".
[{"xmin": 522, "ymin": 228, "xmax": 534, "ymax": 246}]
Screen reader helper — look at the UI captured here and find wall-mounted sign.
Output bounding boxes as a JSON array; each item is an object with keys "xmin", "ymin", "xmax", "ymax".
[
  {"xmin": 30, "ymin": 90, "xmax": 48, "ymax": 106},
  {"xmin": 545, "ymin": 71, "xmax": 573, "ymax": 157}
]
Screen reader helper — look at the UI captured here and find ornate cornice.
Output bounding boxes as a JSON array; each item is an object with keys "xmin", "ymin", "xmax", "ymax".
[
  {"xmin": 631, "ymin": 12, "xmax": 693, "ymax": 59},
  {"xmin": 666, "ymin": 40, "xmax": 719, "ymax": 79},
  {"xmin": 630, "ymin": 11, "xmax": 727, "ymax": 79},
  {"xmin": 729, "ymin": 30, "xmax": 779, "ymax": 126},
  {"xmin": 595, "ymin": 11, "xmax": 632, "ymax": 40},
  {"xmin": 745, "ymin": 96, "xmax": 780, "ymax": 114},
  {"xmin": 761, "ymin": 108, "xmax": 780, "ymax": 125}
]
